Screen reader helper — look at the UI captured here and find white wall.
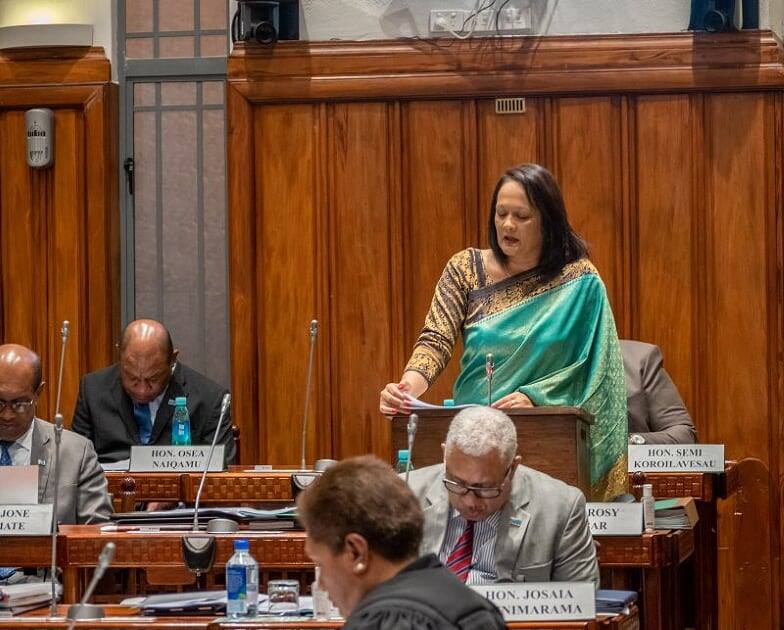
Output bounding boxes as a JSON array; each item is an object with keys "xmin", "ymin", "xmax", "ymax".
[{"xmin": 0, "ymin": 0, "xmax": 115, "ymax": 75}]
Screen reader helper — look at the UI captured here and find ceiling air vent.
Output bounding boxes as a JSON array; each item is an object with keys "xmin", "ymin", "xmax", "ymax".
[{"xmin": 495, "ymin": 97, "xmax": 526, "ymax": 115}]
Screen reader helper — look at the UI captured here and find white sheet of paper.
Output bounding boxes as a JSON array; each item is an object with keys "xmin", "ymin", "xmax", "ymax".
[
  {"xmin": 0, "ymin": 465, "xmax": 38, "ymax": 504},
  {"xmin": 402, "ymin": 394, "xmax": 476, "ymax": 411}
]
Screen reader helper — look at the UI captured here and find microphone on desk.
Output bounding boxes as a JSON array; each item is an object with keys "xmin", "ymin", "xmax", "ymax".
[
  {"xmin": 292, "ymin": 320, "xmax": 336, "ymax": 496},
  {"xmin": 405, "ymin": 413, "xmax": 418, "ymax": 485},
  {"xmin": 50, "ymin": 320, "xmax": 69, "ymax": 617},
  {"xmin": 486, "ymin": 353, "xmax": 494, "ymax": 406},
  {"xmin": 65, "ymin": 542, "xmax": 115, "ymax": 626},
  {"xmin": 182, "ymin": 393, "xmax": 235, "ymax": 575}
]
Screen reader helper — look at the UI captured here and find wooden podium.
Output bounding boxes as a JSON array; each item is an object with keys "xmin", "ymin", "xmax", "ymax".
[{"xmin": 390, "ymin": 407, "xmax": 593, "ymax": 493}]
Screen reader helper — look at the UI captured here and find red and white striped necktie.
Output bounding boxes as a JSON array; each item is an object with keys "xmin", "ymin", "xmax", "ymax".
[{"xmin": 445, "ymin": 520, "xmax": 474, "ymax": 582}]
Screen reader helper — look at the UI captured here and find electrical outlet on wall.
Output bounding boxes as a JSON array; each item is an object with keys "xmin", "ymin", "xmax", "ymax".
[{"xmin": 429, "ymin": 6, "xmax": 531, "ymax": 36}]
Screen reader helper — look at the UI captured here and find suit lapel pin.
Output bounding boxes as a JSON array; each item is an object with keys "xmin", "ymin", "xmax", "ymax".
[
  {"xmin": 510, "ymin": 517, "xmax": 523, "ymax": 527},
  {"xmin": 37, "ymin": 459, "xmax": 46, "ymax": 466}
]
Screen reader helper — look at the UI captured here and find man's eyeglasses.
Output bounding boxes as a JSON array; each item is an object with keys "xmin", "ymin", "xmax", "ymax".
[
  {"xmin": 442, "ymin": 464, "xmax": 514, "ymax": 499},
  {"xmin": 0, "ymin": 399, "xmax": 35, "ymax": 414}
]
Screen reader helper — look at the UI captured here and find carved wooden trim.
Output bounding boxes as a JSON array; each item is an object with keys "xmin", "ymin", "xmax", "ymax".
[
  {"xmin": 0, "ymin": 47, "xmax": 110, "ymax": 85},
  {"xmin": 229, "ymin": 31, "xmax": 784, "ymax": 102}
]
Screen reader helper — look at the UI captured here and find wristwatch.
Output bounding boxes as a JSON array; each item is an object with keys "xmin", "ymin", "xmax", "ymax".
[{"xmin": 629, "ymin": 434, "xmax": 646, "ymax": 445}]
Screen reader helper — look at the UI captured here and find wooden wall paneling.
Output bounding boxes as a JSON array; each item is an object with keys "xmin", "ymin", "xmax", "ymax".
[
  {"xmin": 84, "ymin": 86, "xmax": 120, "ymax": 373},
  {"xmin": 328, "ymin": 102, "xmax": 394, "ymax": 458},
  {"xmin": 401, "ymin": 101, "xmax": 472, "ymax": 408},
  {"xmin": 253, "ymin": 104, "xmax": 322, "ymax": 465},
  {"xmin": 776, "ymin": 90, "xmax": 784, "ymax": 630},
  {"xmin": 550, "ymin": 97, "xmax": 626, "ymax": 320},
  {"xmin": 0, "ymin": 109, "xmax": 48, "ymax": 373},
  {"xmin": 227, "ymin": 85, "xmax": 259, "ymax": 464},
  {"xmin": 704, "ymin": 92, "xmax": 777, "ymax": 629},
  {"xmin": 633, "ymin": 95, "xmax": 696, "ymax": 415}
]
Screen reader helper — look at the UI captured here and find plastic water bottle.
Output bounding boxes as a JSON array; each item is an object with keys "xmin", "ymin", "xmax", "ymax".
[
  {"xmin": 395, "ymin": 449, "xmax": 412, "ymax": 474},
  {"xmin": 226, "ymin": 539, "xmax": 259, "ymax": 618},
  {"xmin": 171, "ymin": 396, "xmax": 191, "ymax": 445}
]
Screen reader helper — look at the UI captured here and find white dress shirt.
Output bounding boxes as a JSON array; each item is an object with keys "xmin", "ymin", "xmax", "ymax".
[
  {"xmin": 439, "ymin": 507, "xmax": 501, "ymax": 584},
  {"xmin": 3, "ymin": 421, "xmax": 34, "ymax": 466}
]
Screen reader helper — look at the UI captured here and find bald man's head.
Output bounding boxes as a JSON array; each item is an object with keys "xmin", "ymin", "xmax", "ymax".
[
  {"xmin": 118, "ymin": 320, "xmax": 178, "ymax": 404},
  {"xmin": 0, "ymin": 344, "xmax": 44, "ymax": 442}
]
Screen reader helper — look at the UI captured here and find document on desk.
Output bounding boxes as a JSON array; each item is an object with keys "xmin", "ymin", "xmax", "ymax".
[
  {"xmin": 112, "ymin": 505, "xmax": 297, "ymax": 525},
  {"xmin": 0, "ymin": 466, "xmax": 38, "ymax": 504},
  {"xmin": 402, "ymin": 394, "xmax": 476, "ymax": 411},
  {"xmin": 100, "ymin": 459, "xmax": 130, "ymax": 472}
]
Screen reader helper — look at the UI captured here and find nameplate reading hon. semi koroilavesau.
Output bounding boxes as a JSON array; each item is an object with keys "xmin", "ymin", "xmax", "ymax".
[
  {"xmin": 585, "ymin": 502, "xmax": 642, "ymax": 536},
  {"xmin": 129, "ymin": 445, "xmax": 225, "ymax": 472},
  {"xmin": 0, "ymin": 504, "xmax": 53, "ymax": 535},
  {"xmin": 627, "ymin": 444, "xmax": 724, "ymax": 473},
  {"xmin": 472, "ymin": 583, "xmax": 595, "ymax": 621}
]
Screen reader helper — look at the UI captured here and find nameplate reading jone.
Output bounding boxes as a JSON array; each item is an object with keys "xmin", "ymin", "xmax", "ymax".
[
  {"xmin": 472, "ymin": 582, "xmax": 595, "ymax": 621},
  {"xmin": 585, "ymin": 502, "xmax": 642, "ymax": 536},
  {"xmin": 129, "ymin": 445, "xmax": 226, "ymax": 472},
  {"xmin": 0, "ymin": 504, "xmax": 53, "ymax": 536},
  {"xmin": 627, "ymin": 444, "xmax": 724, "ymax": 473}
]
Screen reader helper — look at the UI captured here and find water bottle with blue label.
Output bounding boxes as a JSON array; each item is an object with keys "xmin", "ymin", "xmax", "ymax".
[
  {"xmin": 226, "ymin": 539, "xmax": 259, "ymax": 618},
  {"xmin": 171, "ymin": 396, "xmax": 191, "ymax": 446}
]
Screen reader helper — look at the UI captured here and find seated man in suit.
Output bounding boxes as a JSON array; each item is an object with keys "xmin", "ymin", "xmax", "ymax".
[
  {"xmin": 72, "ymin": 319, "xmax": 235, "ymax": 463},
  {"xmin": 407, "ymin": 406, "xmax": 598, "ymax": 586},
  {"xmin": 621, "ymin": 340, "xmax": 697, "ymax": 445},
  {"xmin": 0, "ymin": 343, "xmax": 111, "ymax": 525}
]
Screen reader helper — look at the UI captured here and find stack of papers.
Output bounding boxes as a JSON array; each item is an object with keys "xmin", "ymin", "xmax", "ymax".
[
  {"xmin": 128, "ymin": 591, "xmax": 318, "ymax": 617},
  {"xmin": 402, "ymin": 394, "xmax": 476, "ymax": 411},
  {"xmin": 595, "ymin": 590, "xmax": 637, "ymax": 614},
  {"xmin": 0, "ymin": 582, "xmax": 61, "ymax": 616},
  {"xmin": 112, "ymin": 506, "xmax": 297, "ymax": 525},
  {"xmin": 655, "ymin": 497, "xmax": 699, "ymax": 529}
]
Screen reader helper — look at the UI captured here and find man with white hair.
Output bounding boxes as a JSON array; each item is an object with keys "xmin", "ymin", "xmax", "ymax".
[{"xmin": 406, "ymin": 406, "xmax": 599, "ymax": 585}]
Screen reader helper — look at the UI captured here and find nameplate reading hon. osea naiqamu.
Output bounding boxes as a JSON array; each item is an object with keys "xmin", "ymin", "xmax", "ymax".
[
  {"xmin": 585, "ymin": 502, "xmax": 642, "ymax": 536},
  {"xmin": 627, "ymin": 444, "xmax": 724, "ymax": 473},
  {"xmin": 129, "ymin": 445, "xmax": 225, "ymax": 472},
  {"xmin": 472, "ymin": 583, "xmax": 595, "ymax": 621},
  {"xmin": 0, "ymin": 505, "xmax": 53, "ymax": 536}
]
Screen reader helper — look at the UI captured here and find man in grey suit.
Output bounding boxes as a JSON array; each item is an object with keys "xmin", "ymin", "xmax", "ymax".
[
  {"xmin": 406, "ymin": 406, "xmax": 598, "ymax": 586},
  {"xmin": 0, "ymin": 344, "xmax": 111, "ymax": 525},
  {"xmin": 72, "ymin": 319, "xmax": 235, "ymax": 464},
  {"xmin": 621, "ymin": 340, "xmax": 697, "ymax": 445}
]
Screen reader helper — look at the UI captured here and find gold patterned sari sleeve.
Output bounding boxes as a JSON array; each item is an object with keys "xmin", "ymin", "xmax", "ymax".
[{"xmin": 404, "ymin": 249, "xmax": 478, "ymax": 385}]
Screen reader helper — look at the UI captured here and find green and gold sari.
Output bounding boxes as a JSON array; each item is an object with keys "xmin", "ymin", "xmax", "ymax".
[{"xmin": 406, "ymin": 249, "xmax": 627, "ymax": 500}]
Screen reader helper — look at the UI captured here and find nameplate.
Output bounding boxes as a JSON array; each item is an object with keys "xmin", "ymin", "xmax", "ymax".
[
  {"xmin": 472, "ymin": 583, "xmax": 595, "ymax": 621},
  {"xmin": 628, "ymin": 444, "xmax": 724, "ymax": 473},
  {"xmin": 586, "ymin": 502, "xmax": 642, "ymax": 536},
  {"xmin": 129, "ymin": 445, "xmax": 225, "ymax": 472},
  {"xmin": 0, "ymin": 504, "xmax": 53, "ymax": 535}
]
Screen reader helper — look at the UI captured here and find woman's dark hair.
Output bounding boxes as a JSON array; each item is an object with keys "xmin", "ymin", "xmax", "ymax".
[
  {"xmin": 488, "ymin": 163, "xmax": 588, "ymax": 279},
  {"xmin": 296, "ymin": 455, "xmax": 423, "ymax": 562}
]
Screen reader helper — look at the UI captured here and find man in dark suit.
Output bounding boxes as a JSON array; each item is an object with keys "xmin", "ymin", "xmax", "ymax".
[
  {"xmin": 71, "ymin": 319, "xmax": 235, "ymax": 463},
  {"xmin": 621, "ymin": 339, "xmax": 697, "ymax": 445}
]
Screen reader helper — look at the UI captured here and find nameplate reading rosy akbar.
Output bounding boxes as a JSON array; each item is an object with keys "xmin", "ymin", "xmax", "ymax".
[
  {"xmin": 472, "ymin": 583, "xmax": 595, "ymax": 621},
  {"xmin": 129, "ymin": 445, "xmax": 225, "ymax": 472},
  {"xmin": 0, "ymin": 505, "xmax": 53, "ymax": 535},
  {"xmin": 628, "ymin": 444, "xmax": 724, "ymax": 473},
  {"xmin": 586, "ymin": 502, "xmax": 642, "ymax": 536}
]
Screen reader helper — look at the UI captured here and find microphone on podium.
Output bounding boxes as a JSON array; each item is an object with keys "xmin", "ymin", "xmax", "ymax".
[
  {"xmin": 50, "ymin": 320, "xmax": 69, "ymax": 617},
  {"xmin": 405, "ymin": 413, "xmax": 418, "ymax": 485},
  {"xmin": 292, "ymin": 319, "xmax": 336, "ymax": 496},
  {"xmin": 65, "ymin": 542, "xmax": 115, "ymax": 625},
  {"xmin": 182, "ymin": 393, "xmax": 234, "ymax": 575},
  {"xmin": 486, "ymin": 353, "xmax": 494, "ymax": 406}
]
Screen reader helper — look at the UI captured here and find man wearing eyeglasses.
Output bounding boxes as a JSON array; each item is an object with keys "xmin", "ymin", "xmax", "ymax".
[
  {"xmin": 0, "ymin": 344, "xmax": 111, "ymax": 527},
  {"xmin": 406, "ymin": 406, "xmax": 598, "ymax": 585},
  {"xmin": 71, "ymin": 319, "xmax": 235, "ymax": 464}
]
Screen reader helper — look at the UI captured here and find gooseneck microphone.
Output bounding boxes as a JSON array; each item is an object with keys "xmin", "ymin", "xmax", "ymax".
[
  {"xmin": 182, "ymin": 393, "xmax": 233, "ymax": 575},
  {"xmin": 50, "ymin": 320, "xmax": 69, "ymax": 617},
  {"xmin": 300, "ymin": 320, "xmax": 318, "ymax": 471},
  {"xmin": 405, "ymin": 413, "xmax": 418, "ymax": 485},
  {"xmin": 65, "ymin": 542, "xmax": 115, "ymax": 626},
  {"xmin": 485, "ymin": 353, "xmax": 494, "ymax": 406}
]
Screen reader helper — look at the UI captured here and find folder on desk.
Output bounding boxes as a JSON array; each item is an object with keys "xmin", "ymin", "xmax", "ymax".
[
  {"xmin": 595, "ymin": 590, "xmax": 638, "ymax": 614},
  {"xmin": 112, "ymin": 505, "xmax": 297, "ymax": 525}
]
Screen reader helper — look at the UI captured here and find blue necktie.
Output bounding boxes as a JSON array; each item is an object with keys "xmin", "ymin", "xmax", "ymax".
[
  {"xmin": 0, "ymin": 441, "xmax": 11, "ymax": 467},
  {"xmin": 133, "ymin": 403, "xmax": 153, "ymax": 445},
  {"xmin": 0, "ymin": 442, "xmax": 15, "ymax": 580}
]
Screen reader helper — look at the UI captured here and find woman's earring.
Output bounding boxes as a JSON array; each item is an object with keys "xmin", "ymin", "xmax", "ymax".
[{"xmin": 354, "ymin": 562, "xmax": 367, "ymax": 574}]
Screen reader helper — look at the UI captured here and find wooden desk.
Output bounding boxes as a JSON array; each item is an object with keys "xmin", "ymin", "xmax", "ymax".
[{"xmin": 58, "ymin": 526, "xmax": 310, "ymax": 604}]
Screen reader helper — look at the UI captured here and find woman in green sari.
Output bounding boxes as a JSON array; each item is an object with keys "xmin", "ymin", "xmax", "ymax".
[{"xmin": 379, "ymin": 164, "xmax": 627, "ymax": 500}]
